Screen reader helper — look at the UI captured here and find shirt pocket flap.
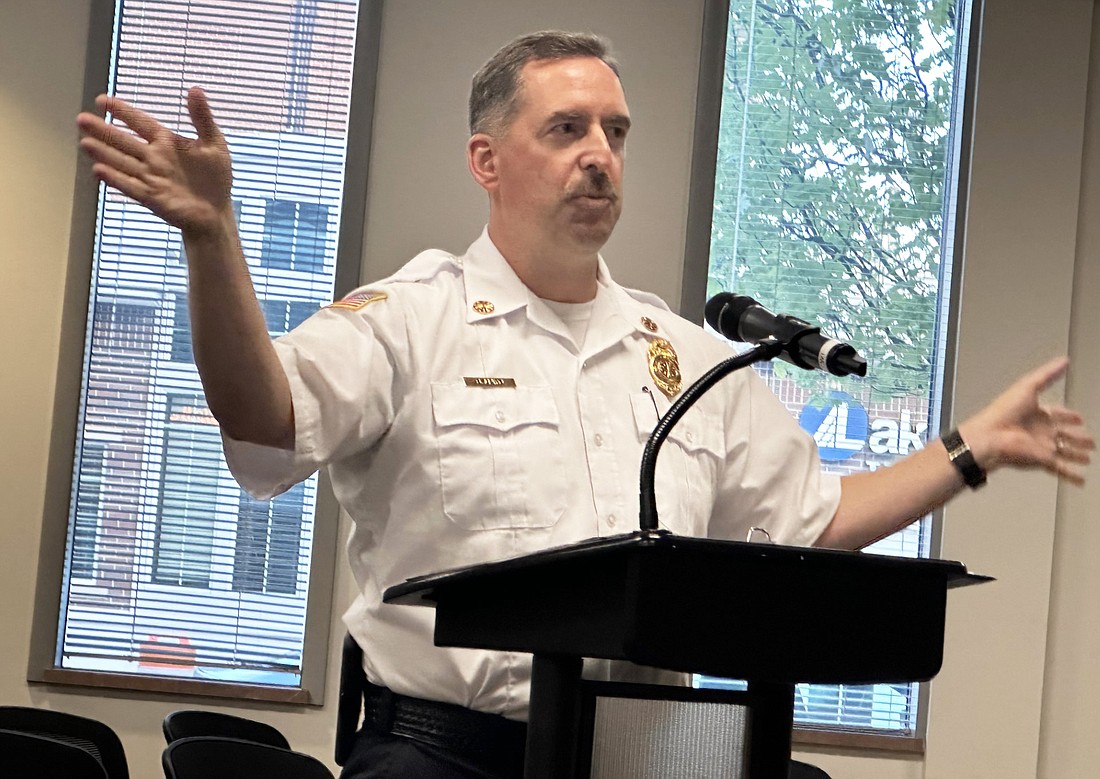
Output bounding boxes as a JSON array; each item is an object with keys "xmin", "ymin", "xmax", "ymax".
[
  {"xmin": 431, "ymin": 383, "xmax": 560, "ymax": 433},
  {"xmin": 629, "ymin": 392, "xmax": 723, "ymax": 456}
]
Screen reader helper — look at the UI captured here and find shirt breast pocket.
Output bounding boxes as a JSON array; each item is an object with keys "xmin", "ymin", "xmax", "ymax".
[
  {"xmin": 431, "ymin": 383, "xmax": 567, "ymax": 530},
  {"xmin": 630, "ymin": 393, "xmax": 724, "ymax": 536}
]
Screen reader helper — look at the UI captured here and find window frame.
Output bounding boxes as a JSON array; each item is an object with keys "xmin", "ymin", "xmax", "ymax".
[
  {"xmin": 679, "ymin": 0, "xmax": 983, "ymax": 753},
  {"xmin": 27, "ymin": 0, "xmax": 384, "ymax": 706}
]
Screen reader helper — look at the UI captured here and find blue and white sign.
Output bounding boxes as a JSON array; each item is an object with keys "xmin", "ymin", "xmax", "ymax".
[{"xmin": 799, "ymin": 391, "xmax": 869, "ymax": 462}]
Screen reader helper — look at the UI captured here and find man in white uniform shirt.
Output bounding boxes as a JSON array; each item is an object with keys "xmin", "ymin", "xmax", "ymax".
[{"xmin": 78, "ymin": 30, "xmax": 1092, "ymax": 779}]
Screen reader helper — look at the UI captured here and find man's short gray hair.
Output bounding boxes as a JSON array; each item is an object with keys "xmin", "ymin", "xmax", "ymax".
[{"xmin": 468, "ymin": 30, "xmax": 621, "ymax": 136}]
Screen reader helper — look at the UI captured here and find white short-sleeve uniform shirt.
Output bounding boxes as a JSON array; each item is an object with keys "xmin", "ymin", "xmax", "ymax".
[{"xmin": 223, "ymin": 228, "xmax": 840, "ymax": 721}]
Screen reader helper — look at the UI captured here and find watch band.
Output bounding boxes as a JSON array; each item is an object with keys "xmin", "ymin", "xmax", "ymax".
[{"xmin": 943, "ymin": 428, "xmax": 987, "ymax": 489}]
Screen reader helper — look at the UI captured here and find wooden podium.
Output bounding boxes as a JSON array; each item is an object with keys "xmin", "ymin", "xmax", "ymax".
[{"xmin": 385, "ymin": 529, "xmax": 989, "ymax": 777}]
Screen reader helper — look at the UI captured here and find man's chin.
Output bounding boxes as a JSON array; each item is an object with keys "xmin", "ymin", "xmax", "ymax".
[
  {"xmin": 567, "ymin": 209, "xmax": 619, "ymax": 245},
  {"xmin": 568, "ymin": 222, "xmax": 617, "ymax": 252}
]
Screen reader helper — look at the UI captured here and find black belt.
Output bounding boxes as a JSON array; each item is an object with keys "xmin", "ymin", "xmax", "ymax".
[{"xmin": 363, "ymin": 681, "xmax": 527, "ymax": 772}]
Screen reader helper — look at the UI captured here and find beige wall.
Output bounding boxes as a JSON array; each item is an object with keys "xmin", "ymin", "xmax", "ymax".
[
  {"xmin": 1039, "ymin": 2, "xmax": 1100, "ymax": 777},
  {"xmin": 2, "ymin": 1, "xmax": 1098, "ymax": 777}
]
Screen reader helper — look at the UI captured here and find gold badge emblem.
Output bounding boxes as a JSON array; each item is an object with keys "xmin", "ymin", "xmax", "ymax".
[
  {"xmin": 641, "ymin": 317, "xmax": 659, "ymax": 332},
  {"xmin": 647, "ymin": 338, "xmax": 682, "ymax": 399},
  {"xmin": 472, "ymin": 300, "xmax": 495, "ymax": 315}
]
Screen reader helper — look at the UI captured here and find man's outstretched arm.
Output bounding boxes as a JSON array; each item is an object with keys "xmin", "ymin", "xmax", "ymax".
[
  {"xmin": 816, "ymin": 357, "xmax": 1094, "ymax": 550},
  {"xmin": 77, "ymin": 87, "xmax": 294, "ymax": 449}
]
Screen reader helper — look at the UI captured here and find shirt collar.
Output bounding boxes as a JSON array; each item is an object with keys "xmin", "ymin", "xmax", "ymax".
[
  {"xmin": 459, "ymin": 227, "xmax": 669, "ymax": 345},
  {"xmin": 460, "ymin": 227, "xmax": 615, "ymax": 321},
  {"xmin": 460, "ymin": 227, "xmax": 533, "ymax": 323}
]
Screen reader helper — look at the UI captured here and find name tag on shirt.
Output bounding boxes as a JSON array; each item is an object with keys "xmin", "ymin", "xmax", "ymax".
[{"xmin": 463, "ymin": 377, "xmax": 517, "ymax": 388}]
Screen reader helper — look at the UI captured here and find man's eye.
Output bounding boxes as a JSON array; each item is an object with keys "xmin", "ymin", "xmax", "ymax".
[{"xmin": 556, "ymin": 122, "xmax": 576, "ymax": 134}]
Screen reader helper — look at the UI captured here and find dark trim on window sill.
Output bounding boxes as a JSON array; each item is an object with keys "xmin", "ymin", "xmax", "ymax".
[
  {"xmin": 37, "ymin": 668, "xmax": 315, "ymax": 705},
  {"xmin": 794, "ymin": 726, "xmax": 925, "ymax": 755}
]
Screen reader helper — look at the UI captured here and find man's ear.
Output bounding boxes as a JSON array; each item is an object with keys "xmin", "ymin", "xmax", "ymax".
[{"xmin": 467, "ymin": 134, "xmax": 499, "ymax": 192}]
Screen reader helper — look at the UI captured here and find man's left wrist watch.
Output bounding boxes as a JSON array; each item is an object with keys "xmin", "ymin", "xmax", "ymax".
[{"xmin": 943, "ymin": 428, "xmax": 987, "ymax": 489}]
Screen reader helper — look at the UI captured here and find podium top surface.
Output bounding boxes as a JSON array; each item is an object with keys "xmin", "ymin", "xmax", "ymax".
[{"xmin": 385, "ymin": 529, "xmax": 991, "ymax": 608}]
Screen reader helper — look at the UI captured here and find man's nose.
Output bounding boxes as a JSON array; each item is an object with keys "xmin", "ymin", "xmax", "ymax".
[{"xmin": 579, "ymin": 128, "xmax": 614, "ymax": 172}]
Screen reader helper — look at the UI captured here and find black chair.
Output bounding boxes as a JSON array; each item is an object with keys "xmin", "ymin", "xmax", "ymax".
[
  {"xmin": 0, "ymin": 728, "xmax": 108, "ymax": 778},
  {"xmin": 162, "ymin": 736, "xmax": 335, "ymax": 779},
  {"xmin": 791, "ymin": 760, "xmax": 833, "ymax": 778},
  {"xmin": 335, "ymin": 632, "xmax": 367, "ymax": 765},
  {"xmin": 162, "ymin": 709, "xmax": 290, "ymax": 750},
  {"xmin": 0, "ymin": 706, "xmax": 128, "ymax": 778}
]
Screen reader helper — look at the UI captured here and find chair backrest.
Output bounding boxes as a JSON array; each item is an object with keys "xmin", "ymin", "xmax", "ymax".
[
  {"xmin": 0, "ymin": 728, "xmax": 109, "ymax": 778},
  {"xmin": 335, "ymin": 632, "xmax": 366, "ymax": 765},
  {"xmin": 0, "ymin": 706, "xmax": 128, "ymax": 779},
  {"xmin": 162, "ymin": 736, "xmax": 335, "ymax": 779},
  {"xmin": 790, "ymin": 761, "xmax": 833, "ymax": 779},
  {"xmin": 162, "ymin": 710, "xmax": 290, "ymax": 750}
]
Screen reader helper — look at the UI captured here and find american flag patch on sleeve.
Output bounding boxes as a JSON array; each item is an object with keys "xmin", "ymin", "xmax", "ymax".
[{"xmin": 327, "ymin": 291, "xmax": 388, "ymax": 311}]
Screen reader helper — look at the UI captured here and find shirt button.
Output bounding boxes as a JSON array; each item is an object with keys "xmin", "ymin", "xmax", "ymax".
[
  {"xmin": 495, "ymin": 410, "xmax": 506, "ymax": 423},
  {"xmin": 686, "ymin": 431, "xmax": 694, "ymax": 443},
  {"xmin": 594, "ymin": 434, "xmax": 604, "ymax": 447},
  {"xmin": 608, "ymin": 514, "xmax": 617, "ymax": 526}
]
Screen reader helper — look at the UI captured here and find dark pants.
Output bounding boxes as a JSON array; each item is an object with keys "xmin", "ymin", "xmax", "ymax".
[
  {"xmin": 338, "ymin": 717, "xmax": 831, "ymax": 779},
  {"xmin": 338, "ymin": 727, "xmax": 525, "ymax": 779}
]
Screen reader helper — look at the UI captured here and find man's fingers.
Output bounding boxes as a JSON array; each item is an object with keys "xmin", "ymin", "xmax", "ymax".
[
  {"xmin": 1055, "ymin": 465, "xmax": 1087, "ymax": 486},
  {"xmin": 1058, "ymin": 429, "xmax": 1095, "ymax": 459},
  {"xmin": 1026, "ymin": 356, "xmax": 1070, "ymax": 394},
  {"xmin": 187, "ymin": 86, "xmax": 223, "ymax": 144},
  {"xmin": 79, "ymin": 136, "xmax": 147, "ymax": 179},
  {"xmin": 1060, "ymin": 447, "xmax": 1092, "ymax": 466},
  {"xmin": 1062, "ymin": 425, "xmax": 1096, "ymax": 449},
  {"xmin": 89, "ymin": 163, "xmax": 147, "ymax": 202},
  {"xmin": 96, "ymin": 93, "xmax": 168, "ymax": 144},
  {"xmin": 78, "ymin": 110, "xmax": 150, "ymax": 161},
  {"xmin": 1046, "ymin": 404, "xmax": 1094, "ymax": 462}
]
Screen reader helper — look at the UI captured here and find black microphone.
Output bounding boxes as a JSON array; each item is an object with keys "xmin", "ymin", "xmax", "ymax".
[{"xmin": 704, "ymin": 292, "xmax": 867, "ymax": 378}]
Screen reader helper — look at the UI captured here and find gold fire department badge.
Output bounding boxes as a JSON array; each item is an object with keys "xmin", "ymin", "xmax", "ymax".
[{"xmin": 647, "ymin": 338, "xmax": 682, "ymax": 399}]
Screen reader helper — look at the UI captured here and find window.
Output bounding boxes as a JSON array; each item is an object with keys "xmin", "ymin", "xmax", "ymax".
[
  {"xmin": 71, "ymin": 443, "xmax": 106, "ymax": 581},
  {"xmin": 260, "ymin": 198, "xmax": 331, "ymax": 272},
  {"xmin": 262, "ymin": 298, "xmax": 320, "ymax": 336},
  {"xmin": 687, "ymin": 0, "xmax": 977, "ymax": 749},
  {"xmin": 154, "ymin": 396, "xmax": 224, "ymax": 588},
  {"xmin": 32, "ymin": 0, "xmax": 381, "ymax": 703},
  {"xmin": 234, "ymin": 483, "xmax": 307, "ymax": 595},
  {"xmin": 170, "ymin": 293, "xmax": 192, "ymax": 363}
]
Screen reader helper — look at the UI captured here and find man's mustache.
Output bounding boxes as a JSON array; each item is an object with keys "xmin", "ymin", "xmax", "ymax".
[{"xmin": 567, "ymin": 172, "xmax": 618, "ymax": 201}]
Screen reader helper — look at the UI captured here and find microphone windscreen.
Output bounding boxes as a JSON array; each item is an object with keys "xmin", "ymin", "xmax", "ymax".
[
  {"xmin": 704, "ymin": 293, "xmax": 759, "ymax": 338},
  {"xmin": 704, "ymin": 292, "xmax": 734, "ymax": 330}
]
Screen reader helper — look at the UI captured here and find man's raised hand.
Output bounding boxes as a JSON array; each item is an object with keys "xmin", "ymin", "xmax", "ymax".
[{"xmin": 77, "ymin": 86, "xmax": 233, "ymax": 237}]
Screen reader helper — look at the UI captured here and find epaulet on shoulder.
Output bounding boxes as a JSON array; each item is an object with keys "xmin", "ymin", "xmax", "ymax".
[
  {"xmin": 325, "ymin": 249, "xmax": 458, "ymax": 311},
  {"xmin": 385, "ymin": 248, "xmax": 460, "ymax": 285},
  {"xmin": 622, "ymin": 285, "xmax": 673, "ymax": 312}
]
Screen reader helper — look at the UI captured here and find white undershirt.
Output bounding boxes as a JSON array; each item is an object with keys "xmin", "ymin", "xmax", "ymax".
[{"xmin": 540, "ymin": 297, "xmax": 596, "ymax": 350}]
